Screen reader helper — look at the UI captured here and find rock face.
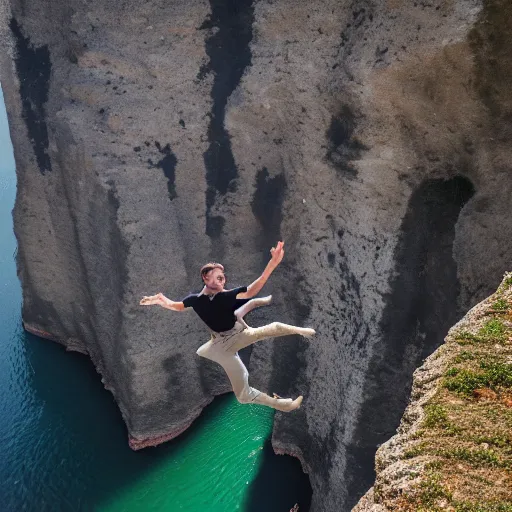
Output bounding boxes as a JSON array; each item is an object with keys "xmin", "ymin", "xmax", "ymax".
[{"xmin": 1, "ymin": 0, "xmax": 511, "ymax": 510}]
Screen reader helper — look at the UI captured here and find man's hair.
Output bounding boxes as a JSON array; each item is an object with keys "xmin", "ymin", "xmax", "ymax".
[{"xmin": 200, "ymin": 262, "xmax": 225, "ymax": 280}]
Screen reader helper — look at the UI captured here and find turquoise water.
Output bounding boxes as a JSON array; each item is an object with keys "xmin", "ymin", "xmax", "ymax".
[{"xmin": 0, "ymin": 87, "xmax": 311, "ymax": 511}]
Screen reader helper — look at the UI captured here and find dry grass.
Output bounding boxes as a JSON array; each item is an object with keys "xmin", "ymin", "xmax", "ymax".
[{"xmin": 385, "ymin": 273, "xmax": 512, "ymax": 511}]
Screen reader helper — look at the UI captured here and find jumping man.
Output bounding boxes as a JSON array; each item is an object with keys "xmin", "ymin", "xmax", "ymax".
[{"xmin": 140, "ymin": 241, "xmax": 315, "ymax": 412}]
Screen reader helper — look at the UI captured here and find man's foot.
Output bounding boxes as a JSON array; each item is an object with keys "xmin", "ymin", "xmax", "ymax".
[
  {"xmin": 298, "ymin": 327, "xmax": 316, "ymax": 338},
  {"xmin": 254, "ymin": 295, "xmax": 272, "ymax": 307},
  {"xmin": 274, "ymin": 395, "xmax": 303, "ymax": 412}
]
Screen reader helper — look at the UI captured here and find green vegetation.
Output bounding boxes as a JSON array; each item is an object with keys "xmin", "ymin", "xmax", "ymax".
[
  {"xmin": 421, "ymin": 402, "xmax": 461, "ymax": 436},
  {"xmin": 479, "ymin": 319, "xmax": 508, "ymax": 342},
  {"xmin": 498, "ymin": 274, "xmax": 512, "ymax": 294},
  {"xmin": 416, "ymin": 470, "xmax": 451, "ymax": 506},
  {"xmin": 404, "ymin": 443, "xmax": 427, "ymax": 459},
  {"xmin": 444, "ymin": 361, "xmax": 512, "ymax": 396},
  {"xmin": 452, "ymin": 502, "xmax": 512, "ymax": 512},
  {"xmin": 454, "ymin": 330, "xmax": 481, "ymax": 344},
  {"xmin": 492, "ymin": 298, "xmax": 510, "ymax": 312},
  {"xmin": 424, "ymin": 460, "xmax": 443, "ymax": 470},
  {"xmin": 423, "ymin": 404, "xmax": 449, "ymax": 428},
  {"xmin": 438, "ymin": 447, "xmax": 506, "ymax": 468},
  {"xmin": 453, "ymin": 351, "xmax": 476, "ymax": 363},
  {"xmin": 453, "ymin": 318, "xmax": 509, "ymax": 345},
  {"xmin": 472, "ymin": 433, "xmax": 510, "ymax": 448}
]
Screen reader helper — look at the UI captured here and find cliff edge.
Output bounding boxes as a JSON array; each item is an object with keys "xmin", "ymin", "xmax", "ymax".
[{"xmin": 354, "ymin": 272, "xmax": 512, "ymax": 511}]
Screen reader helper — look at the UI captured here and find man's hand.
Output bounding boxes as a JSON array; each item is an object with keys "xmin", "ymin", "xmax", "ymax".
[
  {"xmin": 239, "ymin": 240, "xmax": 285, "ymax": 299},
  {"xmin": 140, "ymin": 293, "xmax": 185, "ymax": 311},
  {"xmin": 140, "ymin": 293, "xmax": 166, "ymax": 306},
  {"xmin": 270, "ymin": 240, "xmax": 285, "ymax": 266}
]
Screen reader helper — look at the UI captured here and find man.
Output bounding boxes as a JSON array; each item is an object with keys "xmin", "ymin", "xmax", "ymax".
[{"xmin": 140, "ymin": 241, "xmax": 315, "ymax": 412}]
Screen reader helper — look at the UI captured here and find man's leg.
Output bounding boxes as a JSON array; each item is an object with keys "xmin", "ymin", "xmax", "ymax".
[
  {"xmin": 234, "ymin": 295, "xmax": 272, "ymax": 327},
  {"xmin": 223, "ymin": 354, "xmax": 303, "ymax": 412},
  {"xmin": 200, "ymin": 347, "xmax": 302, "ymax": 412},
  {"xmin": 228, "ymin": 322, "xmax": 315, "ymax": 352}
]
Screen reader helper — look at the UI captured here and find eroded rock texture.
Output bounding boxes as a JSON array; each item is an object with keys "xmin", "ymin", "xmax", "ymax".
[{"xmin": 1, "ymin": 0, "xmax": 511, "ymax": 510}]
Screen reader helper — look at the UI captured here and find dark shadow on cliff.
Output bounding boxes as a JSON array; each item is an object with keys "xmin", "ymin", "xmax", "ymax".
[
  {"xmin": 245, "ymin": 438, "xmax": 312, "ymax": 512},
  {"xmin": 200, "ymin": 0, "xmax": 254, "ymax": 239},
  {"xmin": 9, "ymin": 17, "xmax": 52, "ymax": 175},
  {"xmin": 343, "ymin": 175, "xmax": 475, "ymax": 508},
  {"xmin": 326, "ymin": 104, "xmax": 368, "ymax": 178}
]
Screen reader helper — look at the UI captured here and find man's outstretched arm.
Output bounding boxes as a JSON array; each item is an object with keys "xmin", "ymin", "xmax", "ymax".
[
  {"xmin": 140, "ymin": 293, "xmax": 186, "ymax": 311},
  {"xmin": 237, "ymin": 241, "xmax": 285, "ymax": 299}
]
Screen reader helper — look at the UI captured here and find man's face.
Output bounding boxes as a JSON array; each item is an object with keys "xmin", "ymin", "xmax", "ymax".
[{"xmin": 203, "ymin": 268, "xmax": 226, "ymax": 292}]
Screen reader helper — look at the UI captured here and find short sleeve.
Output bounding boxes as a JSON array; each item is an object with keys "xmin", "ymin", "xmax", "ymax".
[
  {"xmin": 224, "ymin": 286, "xmax": 247, "ymax": 298},
  {"xmin": 182, "ymin": 294, "xmax": 198, "ymax": 308}
]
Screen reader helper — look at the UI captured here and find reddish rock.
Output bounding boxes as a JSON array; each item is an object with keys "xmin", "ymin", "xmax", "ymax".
[{"xmin": 473, "ymin": 388, "xmax": 497, "ymax": 401}]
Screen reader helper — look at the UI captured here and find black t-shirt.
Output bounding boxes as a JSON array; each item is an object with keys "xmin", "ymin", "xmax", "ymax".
[{"xmin": 182, "ymin": 286, "xmax": 248, "ymax": 333}]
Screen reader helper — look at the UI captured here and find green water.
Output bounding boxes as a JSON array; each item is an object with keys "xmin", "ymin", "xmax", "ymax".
[
  {"xmin": 0, "ymin": 86, "xmax": 311, "ymax": 511},
  {"xmin": 101, "ymin": 403, "xmax": 272, "ymax": 512}
]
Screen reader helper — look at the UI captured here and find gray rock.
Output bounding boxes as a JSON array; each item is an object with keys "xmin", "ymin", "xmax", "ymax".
[{"xmin": 1, "ymin": 0, "xmax": 511, "ymax": 510}]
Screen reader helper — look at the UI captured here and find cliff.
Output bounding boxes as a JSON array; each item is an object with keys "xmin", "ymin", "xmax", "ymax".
[
  {"xmin": 353, "ymin": 272, "xmax": 512, "ymax": 510},
  {"xmin": 1, "ymin": 0, "xmax": 511, "ymax": 510}
]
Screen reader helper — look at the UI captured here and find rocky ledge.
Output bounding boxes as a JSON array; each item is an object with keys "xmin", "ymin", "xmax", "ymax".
[{"xmin": 354, "ymin": 272, "xmax": 512, "ymax": 511}]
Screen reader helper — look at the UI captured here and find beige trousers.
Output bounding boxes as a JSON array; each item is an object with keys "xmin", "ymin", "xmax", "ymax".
[{"xmin": 196, "ymin": 320, "xmax": 314, "ymax": 408}]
